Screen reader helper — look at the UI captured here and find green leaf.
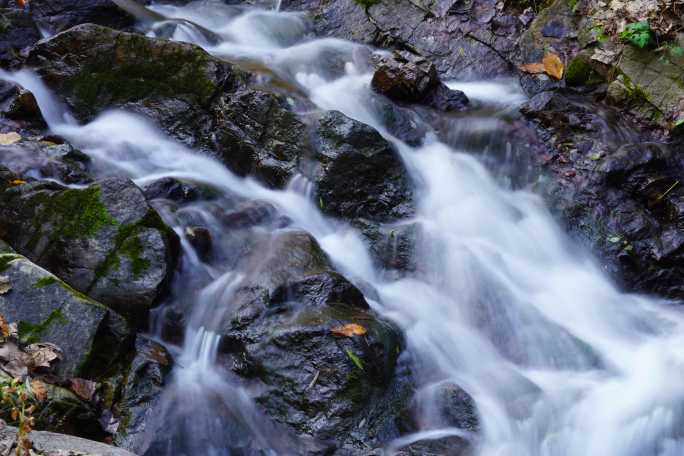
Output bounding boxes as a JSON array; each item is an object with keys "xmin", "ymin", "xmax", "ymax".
[
  {"xmin": 590, "ymin": 153, "xmax": 602, "ymax": 161},
  {"xmin": 619, "ymin": 21, "xmax": 652, "ymax": 49},
  {"xmin": 345, "ymin": 349, "xmax": 364, "ymax": 370}
]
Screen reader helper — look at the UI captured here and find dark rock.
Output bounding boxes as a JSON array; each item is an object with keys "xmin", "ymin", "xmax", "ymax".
[
  {"xmin": 37, "ymin": 383, "xmax": 103, "ymax": 439},
  {"xmin": 309, "ymin": 110, "xmax": 414, "ymax": 222},
  {"xmin": 394, "ymin": 436, "xmax": 470, "ymax": 456},
  {"xmin": 0, "ymin": 81, "xmax": 43, "ymax": 123},
  {"xmin": 0, "ymin": 167, "xmax": 179, "ymax": 322},
  {"xmin": 27, "ymin": 0, "xmax": 136, "ymax": 35},
  {"xmin": 523, "ymin": 91, "xmax": 684, "ymax": 301},
  {"xmin": 0, "ymin": 244, "xmax": 129, "ymax": 379},
  {"xmin": 142, "ymin": 177, "xmax": 210, "ymax": 203},
  {"xmin": 0, "ymin": 8, "xmax": 41, "ymax": 68},
  {"xmin": 185, "ymin": 225, "xmax": 212, "ymax": 259},
  {"xmin": 219, "ymin": 230, "xmax": 404, "ymax": 450},
  {"xmin": 114, "ymin": 335, "xmax": 172, "ymax": 455},
  {"xmin": 371, "ymin": 51, "xmax": 468, "ymax": 112},
  {"xmin": 355, "ymin": 219, "xmax": 421, "ymax": 275},
  {"xmin": 0, "ymin": 136, "xmax": 92, "ymax": 184},
  {"xmin": 28, "ymin": 24, "xmax": 311, "ymax": 188}
]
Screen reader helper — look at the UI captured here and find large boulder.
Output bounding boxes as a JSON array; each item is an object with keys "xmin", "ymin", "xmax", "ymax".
[
  {"xmin": 0, "ymin": 241, "xmax": 129, "ymax": 379},
  {"xmin": 0, "ymin": 8, "xmax": 40, "ymax": 68},
  {"xmin": 523, "ymin": 91, "xmax": 684, "ymax": 301},
  {"xmin": 27, "ymin": 24, "xmax": 310, "ymax": 188},
  {"xmin": 0, "ymin": 167, "xmax": 179, "ymax": 322},
  {"xmin": 308, "ymin": 110, "xmax": 414, "ymax": 222},
  {"xmin": 218, "ymin": 230, "xmax": 405, "ymax": 450}
]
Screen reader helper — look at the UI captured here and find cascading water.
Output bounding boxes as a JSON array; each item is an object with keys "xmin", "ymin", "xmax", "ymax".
[{"xmin": 3, "ymin": 1, "xmax": 684, "ymax": 455}]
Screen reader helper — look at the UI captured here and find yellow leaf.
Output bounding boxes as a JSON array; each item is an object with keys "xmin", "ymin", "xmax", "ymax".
[
  {"xmin": 17, "ymin": 0, "xmax": 28, "ymax": 8},
  {"xmin": 0, "ymin": 132, "xmax": 21, "ymax": 146},
  {"xmin": 30, "ymin": 379, "xmax": 48, "ymax": 402},
  {"xmin": 331, "ymin": 323, "xmax": 367, "ymax": 337},
  {"xmin": 517, "ymin": 62, "xmax": 545, "ymax": 74},
  {"xmin": 11, "ymin": 408, "xmax": 18, "ymax": 421},
  {"xmin": 0, "ymin": 315, "xmax": 10, "ymax": 338},
  {"xmin": 543, "ymin": 52, "xmax": 564, "ymax": 80},
  {"xmin": 8, "ymin": 179, "xmax": 27, "ymax": 186}
]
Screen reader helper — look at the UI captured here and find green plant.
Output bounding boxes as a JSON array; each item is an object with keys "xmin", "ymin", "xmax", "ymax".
[
  {"xmin": 0, "ymin": 378, "xmax": 46, "ymax": 455},
  {"xmin": 619, "ymin": 21, "xmax": 652, "ymax": 48}
]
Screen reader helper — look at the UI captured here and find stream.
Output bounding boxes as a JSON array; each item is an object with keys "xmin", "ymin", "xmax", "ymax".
[{"xmin": 3, "ymin": 1, "xmax": 684, "ymax": 455}]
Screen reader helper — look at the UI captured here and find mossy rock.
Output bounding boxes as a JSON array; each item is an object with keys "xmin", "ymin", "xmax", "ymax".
[
  {"xmin": 565, "ymin": 52, "xmax": 605, "ymax": 87},
  {"xmin": 0, "ymin": 167, "xmax": 178, "ymax": 323}
]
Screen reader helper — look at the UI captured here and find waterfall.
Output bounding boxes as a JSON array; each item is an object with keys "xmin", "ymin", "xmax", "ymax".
[{"xmin": 3, "ymin": 1, "xmax": 684, "ymax": 455}]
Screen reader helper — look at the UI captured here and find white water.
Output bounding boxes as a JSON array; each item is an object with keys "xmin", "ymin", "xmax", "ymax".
[{"xmin": 4, "ymin": 1, "xmax": 684, "ymax": 454}]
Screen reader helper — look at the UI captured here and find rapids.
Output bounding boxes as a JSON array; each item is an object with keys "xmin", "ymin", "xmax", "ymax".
[{"xmin": 3, "ymin": 1, "xmax": 684, "ymax": 455}]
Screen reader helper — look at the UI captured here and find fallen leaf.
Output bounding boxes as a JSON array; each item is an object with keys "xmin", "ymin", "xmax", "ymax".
[
  {"xmin": 70, "ymin": 378, "xmax": 97, "ymax": 401},
  {"xmin": 17, "ymin": 0, "xmax": 28, "ymax": 8},
  {"xmin": 0, "ymin": 315, "xmax": 10, "ymax": 338},
  {"xmin": 591, "ymin": 48, "xmax": 618, "ymax": 65},
  {"xmin": 0, "ymin": 276, "xmax": 10, "ymax": 295},
  {"xmin": 30, "ymin": 380, "xmax": 48, "ymax": 402},
  {"xmin": 517, "ymin": 62, "xmax": 546, "ymax": 74},
  {"xmin": 331, "ymin": 323, "xmax": 367, "ymax": 337},
  {"xmin": 345, "ymin": 349, "xmax": 364, "ymax": 370},
  {"xmin": 543, "ymin": 52, "xmax": 564, "ymax": 80},
  {"xmin": 24, "ymin": 343, "xmax": 63, "ymax": 369},
  {"xmin": 8, "ymin": 179, "xmax": 27, "ymax": 186},
  {"xmin": 0, "ymin": 132, "xmax": 21, "ymax": 146}
]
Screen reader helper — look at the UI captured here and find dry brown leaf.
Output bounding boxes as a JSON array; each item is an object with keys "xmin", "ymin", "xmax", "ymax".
[
  {"xmin": 331, "ymin": 323, "xmax": 368, "ymax": 337},
  {"xmin": 8, "ymin": 179, "xmax": 27, "ymax": 186},
  {"xmin": 0, "ymin": 276, "xmax": 10, "ymax": 295},
  {"xmin": 0, "ymin": 316, "xmax": 10, "ymax": 339},
  {"xmin": 30, "ymin": 380, "xmax": 48, "ymax": 402},
  {"xmin": 543, "ymin": 53, "xmax": 564, "ymax": 80},
  {"xmin": 0, "ymin": 132, "xmax": 21, "ymax": 146},
  {"xmin": 517, "ymin": 63, "xmax": 545, "ymax": 74},
  {"xmin": 17, "ymin": 0, "xmax": 28, "ymax": 8},
  {"xmin": 25, "ymin": 343, "xmax": 63, "ymax": 369},
  {"xmin": 70, "ymin": 378, "xmax": 97, "ymax": 401}
]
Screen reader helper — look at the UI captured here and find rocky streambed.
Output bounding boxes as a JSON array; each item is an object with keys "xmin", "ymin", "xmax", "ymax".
[{"xmin": 0, "ymin": 0, "xmax": 683, "ymax": 455}]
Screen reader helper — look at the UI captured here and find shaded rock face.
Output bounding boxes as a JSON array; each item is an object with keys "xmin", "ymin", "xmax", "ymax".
[
  {"xmin": 371, "ymin": 51, "xmax": 469, "ymax": 112},
  {"xmin": 0, "ymin": 8, "xmax": 41, "ymax": 68},
  {"xmin": 27, "ymin": 24, "xmax": 310, "ymax": 188},
  {"xmin": 25, "ymin": 0, "xmax": 135, "ymax": 35},
  {"xmin": 281, "ymin": 0, "xmax": 521, "ymax": 81},
  {"xmin": 216, "ymin": 230, "xmax": 405, "ymax": 450},
  {"xmin": 0, "ymin": 243, "xmax": 129, "ymax": 379},
  {"xmin": 114, "ymin": 335, "xmax": 172, "ymax": 455},
  {"xmin": 523, "ymin": 91, "xmax": 684, "ymax": 300},
  {"xmin": 0, "ymin": 425, "xmax": 137, "ymax": 456},
  {"xmin": 309, "ymin": 110, "xmax": 414, "ymax": 222},
  {"xmin": 0, "ymin": 167, "xmax": 179, "ymax": 322}
]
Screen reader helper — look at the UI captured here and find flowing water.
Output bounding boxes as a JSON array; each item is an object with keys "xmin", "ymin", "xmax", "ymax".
[{"xmin": 4, "ymin": 1, "xmax": 684, "ymax": 454}]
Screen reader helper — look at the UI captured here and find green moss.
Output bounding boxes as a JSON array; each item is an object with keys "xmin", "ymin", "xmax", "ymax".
[
  {"xmin": 52, "ymin": 187, "xmax": 117, "ymax": 238},
  {"xmin": 32, "ymin": 276, "xmax": 59, "ymax": 288},
  {"xmin": 566, "ymin": 55, "xmax": 604, "ymax": 86},
  {"xmin": 67, "ymin": 31, "xmax": 219, "ymax": 117},
  {"xmin": 18, "ymin": 307, "xmax": 68, "ymax": 344},
  {"xmin": 94, "ymin": 222, "xmax": 152, "ymax": 281}
]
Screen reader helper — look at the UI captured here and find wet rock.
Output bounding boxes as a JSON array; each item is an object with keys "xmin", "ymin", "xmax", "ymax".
[
  {"xmin": 0, "ymin": 244, "xmax": 129, "ymax": 379},
  {"xmin": 0, "ymin": 425, "xmax": 136, "ymax": 456},
  {"xmin": 114, "ymin": 335, "xmax": 172, "ymax": 455},
  {"xmin": 219, "ymin": 230, "xmax": 404, "ymax": 450},
  {"xmin": 0, "ymin": 8, "xmax": 41, "ymax": 68},
  {"xmin": 371, "ymin": 51, "xmax": 469, "ymax": 112},
  {"xmin": 394, "ymin": 436, "xmax": 470, "ymax": 456},
  {"xmin": 0, "ymin": 81, "xmax": 43, "ymax": 125},
  {"xmin": 185, "ymin": 226, "xmax": 212, "ymax": 259},
  {"xmin": 36, "ymin": 382, "xmax": 103, "ymax": 439},
  {"xmin": 26, "ymin": 0, "xmax": 136, "ymax": 35},
  {"xmin": 523, "ymin": 92, "xmax": 684, "ymax": 301},
  {"xmin": 28, "ymin": 24, "xmax": 310, "ymax": 188},
  {"xmin": 0, "ymin": 136, "xmax": 92, "ymax": 185},
  {"xmin": 309, "ymin": 110, "xmax": 414, "ymax": 222},
  {"xmin": 0, "ymin": 167, "xmax": 179, "ymax": 322},
  {"xmin": 355, "ymin": 219, "xmax": 421, "ymax": 275}
]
